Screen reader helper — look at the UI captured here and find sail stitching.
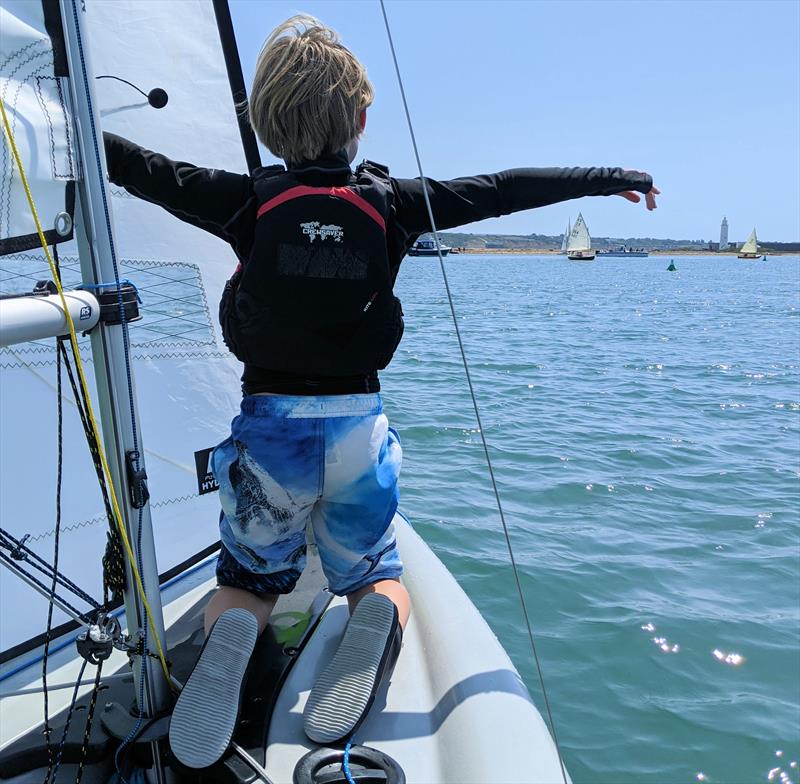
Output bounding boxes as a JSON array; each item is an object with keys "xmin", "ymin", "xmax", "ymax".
[
  {"xmin": 2, "ymin": 57, "xmax": 55, "ymax": 236},
  {"xmin": 25, "ymin": 494, "xmax": 211, "ymax": 542},
  {"xmin": 0, "ymin": 91, "xmax": 172, "ymax": 687}
]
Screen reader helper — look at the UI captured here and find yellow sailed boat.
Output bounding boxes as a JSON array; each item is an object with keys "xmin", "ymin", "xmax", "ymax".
[{"xmin": 738, "ymin": 228, "xmax": 760, "ymax": 259}]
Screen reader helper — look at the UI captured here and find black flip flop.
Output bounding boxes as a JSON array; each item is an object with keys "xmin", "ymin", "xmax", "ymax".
[
  {"xmin": 303, "ymin": 593, "xmax": 401, "ymax": 745},
  {"xmin": 168, "ymin": 607, "xmax": 259, "ymax": 768}
]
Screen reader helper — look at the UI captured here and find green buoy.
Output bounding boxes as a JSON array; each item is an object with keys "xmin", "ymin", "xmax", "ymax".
[{"xmin": 667, "ymin": 260, "xmax": 677, "ymax": 271}]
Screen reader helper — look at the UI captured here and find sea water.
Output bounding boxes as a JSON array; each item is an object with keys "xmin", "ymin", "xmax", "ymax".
[{"xmin": 383, "ymin": 254, "xmax": 799, "ymax": 784}]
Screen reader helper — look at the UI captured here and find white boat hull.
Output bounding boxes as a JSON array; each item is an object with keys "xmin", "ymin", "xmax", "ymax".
[{"xmin": 0, "ymin": 514, "xmax": 569, "ymax": 783}]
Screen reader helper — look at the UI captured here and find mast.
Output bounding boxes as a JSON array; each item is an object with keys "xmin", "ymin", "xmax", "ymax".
[
  {"xmin": 58, "ymin": 0, "xmax": 171, "ymax": 751},
  {"xmin": 212, "ymin": 0, "xmax": 262, "ymax": 173}
]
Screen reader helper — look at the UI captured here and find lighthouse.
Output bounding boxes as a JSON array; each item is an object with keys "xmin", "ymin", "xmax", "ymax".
[{"xmin": 719, "ymin": 217, "xmax": 729, "ymax": 251}]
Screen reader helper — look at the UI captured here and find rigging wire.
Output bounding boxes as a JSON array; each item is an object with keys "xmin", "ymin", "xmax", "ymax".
[
  {"xmin": 0, "ymin": 340, "xmax": 123, "ymax": 617},
  {"xmin": 74, "ymin": 660, "xmax": 105, "ymax": 784},
  {"xmin": 0, "ymin": 94, "xmax": 172, "ymax": 687},
  {"xmin": 0, "ymin": 528, "xmax": 102, "ymax": 611},
  {"xmin": 378, "ymin": 3, "xmax": 568, "ymax": 781},
  {"xmin": 40, "ymin": 328, "xmax": 105, "ymax": 784},
  {"xmin": 48, "ymin": 658, "xmax": 88, "ymax": 783},
  {"xmin": 113, "ymin": 505, "xmax": 149, "ymax": 783},
  {"xmin": 41, "ymin": 310, "xmax": 106, "ymax": 784},
  {"xmin": 0, "ymin": 551, "xmax": 94, "ymax": 624},
  {"xmin": 42, "ymin": 327, "xmax": 66, "ymax": 783},
  {"xmin": 57, "ymin": 336, "xmax": 127, "ymax": 603}
]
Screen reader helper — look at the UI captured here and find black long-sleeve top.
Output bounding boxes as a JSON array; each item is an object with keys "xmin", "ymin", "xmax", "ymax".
[{"xmin": 103, "ymin": 133, "xmax": 652, "ymax": 394}]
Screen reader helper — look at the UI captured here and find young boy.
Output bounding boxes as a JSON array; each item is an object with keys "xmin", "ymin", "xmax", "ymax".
[{"xmin": 103, "ymin": 14, "xmax": 658, "ymax": 769}]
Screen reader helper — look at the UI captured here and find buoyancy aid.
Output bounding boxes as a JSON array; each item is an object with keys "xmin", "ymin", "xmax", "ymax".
[{"xmin": 220, "ymin": 160, "xmax": 404, "ymax": 376}]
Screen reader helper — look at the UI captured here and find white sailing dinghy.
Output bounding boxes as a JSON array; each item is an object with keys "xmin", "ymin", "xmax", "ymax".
[
  {"xmin": 0, "ymin": 2, "xmax": 569, "ymax": 783},
  {"xmin": 566, "ymin": 213, "xmax": 595, "ymax": 261},
  {"xmin": 560, "ymin": 219, "xmax": 570, "ymax": 255},
  {"xmin": 737, "ymin": 227, "xmax": 760, "ymax": 259}
]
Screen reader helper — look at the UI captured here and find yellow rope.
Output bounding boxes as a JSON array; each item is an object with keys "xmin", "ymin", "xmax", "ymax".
[{"xmin": 0, "ymin": 96, "xmax": 173, "ymax": 689}]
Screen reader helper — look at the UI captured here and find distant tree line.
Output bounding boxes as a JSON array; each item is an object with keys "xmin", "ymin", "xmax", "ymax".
[{"xmin": 429, "ymin": 232, "xmax": 799, "ymax": 253}]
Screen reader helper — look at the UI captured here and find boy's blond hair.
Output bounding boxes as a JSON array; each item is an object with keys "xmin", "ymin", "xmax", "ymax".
[{"xmin": 249, "ymin": 15, "xmax": 374, "ymax": 164}]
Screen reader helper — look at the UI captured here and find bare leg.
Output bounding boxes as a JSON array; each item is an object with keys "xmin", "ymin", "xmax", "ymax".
[
  {"xmin": 204, "ymin": 585, "xmax": 278, "ymax": 636},
  {"xmin": 346, "ymin": 578, "xmax": 410, "ymax": 630}
]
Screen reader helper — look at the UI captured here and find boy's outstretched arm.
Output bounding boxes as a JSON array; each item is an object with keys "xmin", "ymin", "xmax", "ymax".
[
  {"xmin": 103, "ymin": 132, "xmax": 256, "ymax": 260},
  {"xmin": 391, "ymin": 166, "xmax": 657, "ymax": 236}
]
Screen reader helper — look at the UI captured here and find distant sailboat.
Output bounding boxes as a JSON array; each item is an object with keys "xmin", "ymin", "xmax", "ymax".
[
  {"xmin": 561, "ymin": 219, "xmax": 571, "ymax": 254},
  {"xmin": 738, "ymin": 228, "xmax": 760, "ymax": 259},
  {"xmin": 567, "ymin": 213, "xmax": 596, "ymax": 261}
]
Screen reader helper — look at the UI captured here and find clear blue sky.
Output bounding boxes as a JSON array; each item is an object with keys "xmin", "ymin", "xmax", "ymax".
[{"xmin": 229, "ymin": 0, "xmax": 800, "ymax": 242}]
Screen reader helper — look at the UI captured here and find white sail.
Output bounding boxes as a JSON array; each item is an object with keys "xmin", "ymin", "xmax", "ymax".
[
  {"xmin": 561, "ymin": 219, "xmax": 570, "ymax": 252},
  {"xmin": 567, "ymin": 212, "xmax": 591, "ymax": 251},
  {"xmin": 740, "ymin": 228, "xmax": 758, "ymax": 255},
  {"xmin": 0, "ymin": 0, "xmax": 248, "ymax": 651}
]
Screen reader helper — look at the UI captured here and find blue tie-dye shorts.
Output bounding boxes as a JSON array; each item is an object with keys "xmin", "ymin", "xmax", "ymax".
[{"xmin": 210, "ymin": 393, "xmax": 403, "ymax": 597}]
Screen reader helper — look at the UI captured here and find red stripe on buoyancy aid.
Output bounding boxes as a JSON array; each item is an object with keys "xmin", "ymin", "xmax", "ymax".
[{"xmin": 256, "ymin": 185, "xmax": 386, "ymax": 232}]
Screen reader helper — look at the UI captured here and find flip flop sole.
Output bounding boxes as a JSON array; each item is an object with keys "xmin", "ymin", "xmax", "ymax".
[
  {"xmin": 304, "ymin": 593, "xmax": 398, "ymax": 745},
  {"xmin": 169, "ymin": 607, "xmax": 259, "ymax": 769}
]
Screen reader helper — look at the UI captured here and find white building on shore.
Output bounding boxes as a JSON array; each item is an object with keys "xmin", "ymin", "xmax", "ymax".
[{"xmin": 719, "ymin": 217, "xmax": 729, "ymax": 251}]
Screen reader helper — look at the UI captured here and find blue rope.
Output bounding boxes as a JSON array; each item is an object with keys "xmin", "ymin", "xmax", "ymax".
[
  {"xmin": 113, "ymin": 508, "xmax": 147, "ymax": 784},
  {"xmin": 342, "ymin": 737, "xmax": 357, "ymax": 784},
  {"xmin": 107, "ymin": 765, "xmax": 146, "ymax": 784}
]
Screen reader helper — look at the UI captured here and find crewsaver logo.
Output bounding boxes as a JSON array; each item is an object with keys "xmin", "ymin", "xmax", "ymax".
[
  {"xmin": 300, "ymin": 221, "xmax": 344, "ymax": 243},
  {"xmin": 194, "ymin": 447, "xmax": 219, "ymax": 495}
]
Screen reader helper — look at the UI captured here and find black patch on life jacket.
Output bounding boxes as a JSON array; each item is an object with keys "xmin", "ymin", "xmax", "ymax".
[{"xmin": 276, "ymin": 243, "xmax": 370, "ymax": 280}]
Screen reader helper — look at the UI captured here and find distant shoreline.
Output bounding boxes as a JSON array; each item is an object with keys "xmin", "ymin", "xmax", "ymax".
[
  {"xmin": 433, "ymin": 233, "xmax": 800, "ymax": 255},
  {"xmin": 450, "ymin": 249, "xmax": 786, "ymax": 256}
]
